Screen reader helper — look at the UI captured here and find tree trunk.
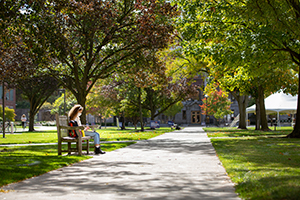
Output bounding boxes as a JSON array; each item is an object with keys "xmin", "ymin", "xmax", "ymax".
[
  {"xmin": 139, "ymin": 88, "xmax": 144, "ymax": 131},
  {"xmin": 134, "ymin": 122, "xmax": 137, "ymax": 129},
  {"xmin": 231, "ymin": 92, "xmax": 248, "ymax": 129},
  {"xmin": 29, "ymin": 108, "xmax": 35, "ymax": 131},
  {"xmin": 287, "ymin": 69, "xmax": 300, "ymax": 137},
  {"xmin": 238, "ymin": 95, "xmax": 248, "ymax": 129},
  {"xmin": 121, "ymin": 112, "xmax": 125, "ymax": 130},
  {"xmin": 258, "ymin": 86, "xmax": 270, "ymax": 131},
  {"xmin": 77, "ymin": 95, "xmax": 87, "ymax": 125},
  {"xmin": 255, "ymin": 97, "xmax": 261, "ymax": 130}
]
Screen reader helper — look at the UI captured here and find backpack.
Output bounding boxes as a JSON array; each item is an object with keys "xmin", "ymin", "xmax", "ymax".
[{"xmin": 68, "ymin": 120, "xmax": 82, "ymax": 138}]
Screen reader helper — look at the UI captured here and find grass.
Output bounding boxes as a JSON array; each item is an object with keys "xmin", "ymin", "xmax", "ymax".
[
  {"xmin": 0, "ymin": 142, "xmax": 134, "ymax": 187},
  {"xmin": 100, "ymin": 127, "xmax": 173, "ymax": 141},
  {"xmin": 204, "ymin": 126, "xmax": 292, "ymax": 138},
  {"xmin": 0, "ymin": 127, "xmax": 172, "ymax": 188},
  {"xmin": 0, "ymin": 130, "xmax": 58, "ymax": 144},
  {"xmin": 206, "ymin": 127, "xmax": 300, "ymax": 200},
  {"xmin": 0, "ymin": 127, "xmax": 173, "ymax": 144}
]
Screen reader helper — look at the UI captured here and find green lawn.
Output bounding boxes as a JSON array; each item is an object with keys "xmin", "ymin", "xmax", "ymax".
[
  {"xmin": 204, "ymin": 126, "xmax": 291, "ymax": 138},
  {"xmin": 205, "ymin": 127, "xmax": 300, "ymax": 200},
  {"xmin": 0, "ymin": 130, "xmax": 58, "ymax": 144},
  {"xmin": 0, "ymin": 142, "xmax": 134, "ymax": 187},
  {"xmin": 0, "ymin": 127, "xmax": 173, "ymax": 188},
  {"xmin": 0, "ymin": 127, "xmax": 173, "ymax": 144}
]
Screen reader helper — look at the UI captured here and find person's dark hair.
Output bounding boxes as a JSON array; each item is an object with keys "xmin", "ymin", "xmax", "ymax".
[{"xmin": 68, "ymin": 104, "xmax": 83, "ymax": 120}]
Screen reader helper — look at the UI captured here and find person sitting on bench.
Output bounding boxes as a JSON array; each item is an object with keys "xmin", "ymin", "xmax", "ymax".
[{"xmin": 69, "ymin": 104, "xmax": 106, "ymax": 155}]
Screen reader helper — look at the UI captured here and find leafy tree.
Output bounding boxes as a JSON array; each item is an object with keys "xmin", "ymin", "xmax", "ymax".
[
  {"xmin": 20, "ymin": 0, "xmax": 178, "ymax": 124},
  {"xmin": 51, "ymin": 90, "xmax": 77, "ymax": 115},
  {"xmin": 163, "ymin": 101, "xmax": 184, "ymax": 121},
  {"xmin": 138, "ymin": 77, "xmax": 198, "ymax": 120},
  {"xmin": 200, "ymin": 83, "xmax": 232, "ymax": 123},
  {"xmin": 86, "ymin": 80, "xmax": 119, "ymax": 128},
  {"xmin": 0, "ymin": 1, "xmax": 38, "ymax": 136},
  {"xmin": 16, "ymin": 75, "xmax": 60, "ymax": 131},
  {"xmin": 174, "ymin": 0, "xmax": 300, "ymax": 134},
  {"xmin": 161, "ymin": 47, "xmax": 209, "ymax": 81},
  {"xmin": 0, "ymin": 106, "xmax": 16, "ymax": 122},
  {"xmin": 243, "ymin": 0, "xmax": 300, "ymax": 137}
]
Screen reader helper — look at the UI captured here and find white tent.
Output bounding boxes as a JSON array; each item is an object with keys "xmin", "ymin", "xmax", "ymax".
[{"xmin": 246, "ymin": 91, "xmax": 298, "ymax": 126}]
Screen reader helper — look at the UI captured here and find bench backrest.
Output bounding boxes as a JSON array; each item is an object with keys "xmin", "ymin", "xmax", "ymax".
[{"xmin": 56, "ymin": 114, "xmax": 69, "ymax": 137}]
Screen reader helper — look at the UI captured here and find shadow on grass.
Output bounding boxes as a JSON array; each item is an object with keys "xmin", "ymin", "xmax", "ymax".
[
  {"xmin": 236, "ymin": 175, "xmax": 300, "ymax": 200},
  {"xmin": 0, "ymin": 142, "xmax": 135, "ymax": 187},
  {"xmin": 205, "ymin": 127, "xmax": 291, "ymax": 138},
  {"xmin": 211, "ymin": 138, "xmax": 300, "ymax": 199}
]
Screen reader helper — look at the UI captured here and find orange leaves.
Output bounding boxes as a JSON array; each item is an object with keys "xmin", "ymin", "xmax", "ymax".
[{"xmin": 201, "ymin": 82, "xmax": 233, "ymax": 119}]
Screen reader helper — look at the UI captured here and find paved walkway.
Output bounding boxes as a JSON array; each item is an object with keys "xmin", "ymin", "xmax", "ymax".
[{"xmin": 1, "ymin": 127, "xmax": 240, "ymax": 200}]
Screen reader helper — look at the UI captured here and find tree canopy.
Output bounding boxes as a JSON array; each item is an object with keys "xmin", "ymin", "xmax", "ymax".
[
  {"xmin": 174, "ymin": 0, "xmax": 300, "ymax": 135},
  {"xmin": 17, "ymin": 0, "xmax": 178, "ymax": 123}
]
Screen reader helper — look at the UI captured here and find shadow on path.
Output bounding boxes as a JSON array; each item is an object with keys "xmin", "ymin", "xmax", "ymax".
[{"xmin": 1, "ymin": 127, "xmax": 240, "ymax": 200}]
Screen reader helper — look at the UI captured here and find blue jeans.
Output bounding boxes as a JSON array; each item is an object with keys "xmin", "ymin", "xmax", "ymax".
[{"xmin": 85, "ymin": 131, "xmax": 100, "ymax": 145}]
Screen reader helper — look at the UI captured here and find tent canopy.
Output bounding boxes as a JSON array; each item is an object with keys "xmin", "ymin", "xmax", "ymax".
[{"xmin": 246, "ymin": 91, "xmax": 298, "ymax": 115}]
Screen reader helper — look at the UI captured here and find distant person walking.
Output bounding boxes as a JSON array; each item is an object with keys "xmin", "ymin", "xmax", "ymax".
[{"xmin": 21, "ymin": 114, "xmax": 27, "ymax": 130}]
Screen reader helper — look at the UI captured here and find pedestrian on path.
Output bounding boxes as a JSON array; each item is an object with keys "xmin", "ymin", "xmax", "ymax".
[
  {"xmin": 21, "ymin": 114, "xmax": 27, "ymax": 130},
  {"xmin": 68, "ymin": 104, "xmax": 106, "ymax": 155}
]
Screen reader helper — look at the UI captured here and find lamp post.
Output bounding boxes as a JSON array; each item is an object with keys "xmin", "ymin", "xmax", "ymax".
[
  {"xmin": 204, "ymin": 94, "xmax": 208, "ymax": 127},
  {"xmin": 58, "ymin": 89, "xmax": 66, "ymax": 115},
  {"xmin": 2, "ymin": 81, "xmax": 5, "ymax": 138}
]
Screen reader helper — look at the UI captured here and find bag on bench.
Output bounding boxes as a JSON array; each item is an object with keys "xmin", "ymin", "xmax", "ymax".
[{"xmin": 68, "ymin": 120, "xmax": 83, "ymax": 138}]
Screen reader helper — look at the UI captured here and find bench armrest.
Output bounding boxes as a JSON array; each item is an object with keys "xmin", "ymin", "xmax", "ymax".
[{"xmin": 60, "ymin": 125, "xmax": 84, "ymax": 130}]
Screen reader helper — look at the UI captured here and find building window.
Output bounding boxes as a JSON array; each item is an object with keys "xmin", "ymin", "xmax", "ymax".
[
  {"xmin": 182, "ymin": 110, "xmax": 186, "ymax": 120},
  {"xmin": 10, "ymin": 89, "xmax": 14, "ymax": 101},
  {"xmin": 6, "ymin": 91, "xmax": 9, "ymax": 100}
]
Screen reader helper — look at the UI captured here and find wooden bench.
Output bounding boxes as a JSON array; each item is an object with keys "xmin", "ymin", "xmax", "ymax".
[{"xmin": 56, "ymin": 114, "xmax": 94, "ymax": 155}]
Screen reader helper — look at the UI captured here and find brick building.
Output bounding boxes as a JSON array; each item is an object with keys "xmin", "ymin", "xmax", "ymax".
[{"xmin": 0, "ymin": 86, "xmax": 16, "ymax": 110}]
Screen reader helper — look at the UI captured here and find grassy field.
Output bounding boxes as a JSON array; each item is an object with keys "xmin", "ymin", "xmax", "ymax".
[
  {"xmin": 205, "ymin": 126, "xmax": 291, "ymax": 138},
  {"xmin": 0, "ymin": 127, "xmax": 173, "ymax": 188},
  {"xmin": 204, "ymin": 127, "xmax": 300, "ymax": 200},
  {"xmin": 0, "ymin": 142, "xmax": 134, "ymax": 187},
  {"xmin": 0, "ymin": 127, "xmax": 173, "ymax": 144}
]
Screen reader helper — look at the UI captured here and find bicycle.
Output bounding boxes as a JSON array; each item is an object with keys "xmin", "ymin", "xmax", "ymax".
[{"xmin": 0, "ymin": 121, "xmax": 17, "ymax": 133}]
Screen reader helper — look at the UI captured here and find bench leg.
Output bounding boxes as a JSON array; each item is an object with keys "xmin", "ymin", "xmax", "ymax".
[
  {"xmin": 78, "ymin": 139, "xmax": 82, "ymax": 156},
  {"xmin": 87, "ymin": 140, "xmax": 90, "ymax": 155},
  {"xmin": 58, "ymin": 141, "xmax": 62, "ymax": 155},
  {"xmin": 68, "ymin": 142, "xmax": 71, "ymax": 155}
]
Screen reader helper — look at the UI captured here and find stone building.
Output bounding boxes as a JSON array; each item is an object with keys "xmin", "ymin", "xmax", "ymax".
[{"xmin": 154, "ymin": 75, "xmax": 240, "ymax": 126}]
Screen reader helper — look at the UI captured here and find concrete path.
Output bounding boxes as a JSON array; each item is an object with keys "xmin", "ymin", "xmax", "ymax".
[{"xmin": 1, "ymin": 127, "xmax": 240, "ymax": 200}]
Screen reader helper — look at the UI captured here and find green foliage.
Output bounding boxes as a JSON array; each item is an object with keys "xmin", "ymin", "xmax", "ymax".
[
  {"xmin": 163, "ymin": 101, "xmax": 183, "ymax": 119},
  {"xmin": 40, "ymin": 102, "xmax": 53, "ymax": 110},
  {"xmin": 51, "ymin": 91, "xmax": 76, "ymax": 115},
  {"xmin": 16, "ymin": 100, "xmax": 30, "ymax": 109},
  {"xmin": 17, "ymin": 0, "xmax": 178, "ymax": 124},
  {"xmin": 160, "ymin": 47, "xmax": 209, "ymax": 82},
  {"xmin": 0, "ymin": 106, "xmax": 16, "ymax": 121},
  {"xmin": 86, "ymin": 79, "xmax": 119, "ymax": 119}
]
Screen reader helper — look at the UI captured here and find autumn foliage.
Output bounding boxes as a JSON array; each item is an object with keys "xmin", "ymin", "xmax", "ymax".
[
  {"xmin": 15, "ymin": 0, "xmax": 179, "ymax": 124},
  {"xmin": 200, "ymin": 83, "xmax": 232, "ymax": 120}
]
